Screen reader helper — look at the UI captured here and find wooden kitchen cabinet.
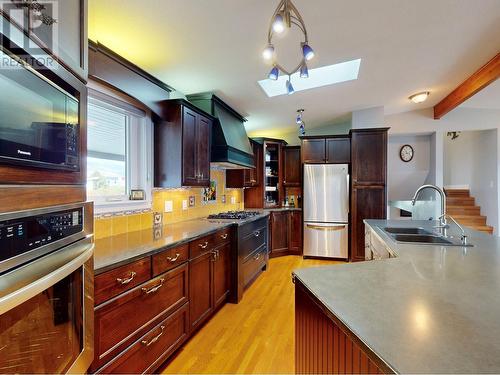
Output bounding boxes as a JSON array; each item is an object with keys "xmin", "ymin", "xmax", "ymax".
[
  {"xmin": 155, "ymin": 100, "xmax": 214, "ymax": 188},
  {"xmin": 189, "ymin": 229, "xmax": 232, "ymax": 332},
  {"xmin": 326, "ymin": 138, "xmax": 351, "ymax": 163},
  {"xmin": 301, "ymin": 136, "xmax": 351, "ymax": 164},
  {"xmin": 301, "ymin": 138, "xmax": 326, "ymax": 163},
  {"xmin": 92, "ymin": 228, "xmax": 232, "ymax": 374},
  {"xmin": 283, "ymin": 146, "xmax": 301, "ymax": 186},
  {"xmin": 295, "ymin": 281, "xmax": 385, "ymax": 374},
  {"xmin": 243, "ymin": 138, "xmax": 287, "ymax": 208},
  {"xmin": 226, "ymin": 139, "xmax": 262, "ymax": 188},
  {"xmin": 289, "ymin": 211, "xmax": 303, "ymax": 254},
  {"xmin": 2, "ymin": 0, "xmax": 88, "ymax": 81},
  {"xmin": 213, "ymin": 242, "xmax": 231, "ymax": 309},
  {"xmin": 351, "ymin": 129, "xmax": 387, "ymax": 185},
  {"xmin": 189, "ymin": 251, "xmax": 214, "ymax": 332},
  {"xmin": 350, "ymin": 128, "xmax": 389, "ymax": 262},
  {"xmin": 93, "ymin": 264, "xmax": 189, "ymax": 370},
  {"xmin": 269, "ymin": 210, "xmax": 303, "ymax": 257},
  {"xmin": 270, "ymin": 211, "xmax": 290, "ymax": 257}
]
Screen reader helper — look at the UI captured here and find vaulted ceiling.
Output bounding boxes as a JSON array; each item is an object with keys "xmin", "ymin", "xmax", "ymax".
[{"xmin": 88, "ymin": 0, "xmax": 500, "ymax": 135}]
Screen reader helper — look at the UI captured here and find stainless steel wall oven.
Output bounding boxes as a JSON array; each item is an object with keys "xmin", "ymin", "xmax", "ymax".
[{"xmin": 0, "ymin": 202, "xmax": 94, "ymax": 374}]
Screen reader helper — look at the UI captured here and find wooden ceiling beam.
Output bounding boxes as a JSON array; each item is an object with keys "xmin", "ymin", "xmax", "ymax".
[{"xmin": 434, "ymin": 52, "xmax": 500, "ymax": 119}]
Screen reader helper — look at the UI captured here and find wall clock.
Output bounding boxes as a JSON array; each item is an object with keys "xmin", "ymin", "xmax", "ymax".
[{"xmin": 400, "ymin": 144, "xmax": 414, "ymax": 162}]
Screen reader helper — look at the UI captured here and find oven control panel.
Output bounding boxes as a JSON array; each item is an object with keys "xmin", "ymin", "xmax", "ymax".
[{"xmin": 0, "ymin": 208, "xmax": 83, "ymax": 263}]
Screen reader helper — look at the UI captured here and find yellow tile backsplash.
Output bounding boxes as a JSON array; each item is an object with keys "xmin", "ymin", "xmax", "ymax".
[{"xmin": 94, "ymin": 169, "xmax": 243, "ymax": 239}]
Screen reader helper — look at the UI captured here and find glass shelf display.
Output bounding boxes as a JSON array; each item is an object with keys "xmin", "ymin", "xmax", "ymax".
[{"xmin": 264, "ymin": 143, "xmax": 280, "ymax": 207}]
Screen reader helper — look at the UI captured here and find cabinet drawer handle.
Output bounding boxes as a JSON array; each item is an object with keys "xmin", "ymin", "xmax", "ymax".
[
  {"xmin": 198, "ymin": 241, "xmax": 209, "ymax": 249},
  {"xmin": 250, "ymin": 179, "xmax": 257, "ymax": 183},
  {"xmin": 142, "ymin": 279, "xmax": 165, "ymax": 295},
  {"xmin": 166, "ymin": 253, "xmax": 180, "ymax": 263},
  {"xmin": 254, "ymin": 230, "xmax": 261, "ymax": 237},
  {"xmin": 254, "ymin": 252, "xmax": 261, "ymax": 261},
  {"xmin": 211, "ymin": 249, "xmax": 219, "ymax": 261},
  {"xmin": 220, "ymin": 233, "xmax": 228, "ymax": 240},
  {"xmin": 141, "ymin": 325, "xmax": 165, "ymax": 347},
  {"xmin": 116, "ymin": 272, "xmax": 136, "ymax": 285}
]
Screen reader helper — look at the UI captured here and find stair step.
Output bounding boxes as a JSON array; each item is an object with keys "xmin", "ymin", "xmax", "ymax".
[
  {"xmin": 445, "ymin": 188, "xmax": 470, "ymax": 197},
  {"xmin": 447, "ymin": 197, "xmax": 475, "ymax": 206},
  {"xmin": 447, "ymin": 205, "xmax": 481, "ymax": 215},
  {"xmin": 469, "ymin": 225, "xmax": 494, "ymax": 235},
  {"xmin": 453, "ymin": 215, "xmax": 487, "ymax": 226}
]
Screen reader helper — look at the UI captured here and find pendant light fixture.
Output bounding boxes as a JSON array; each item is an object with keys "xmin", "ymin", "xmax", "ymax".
[
  {"xmin": 296, "ymin": 109, "xmax": 306, "ymax": 135},
  {"xmin": 262, "ymin": 0, "xmax": 314, "ymax": 92}
]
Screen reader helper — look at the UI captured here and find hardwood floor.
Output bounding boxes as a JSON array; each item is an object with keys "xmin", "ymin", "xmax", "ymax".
[{"xmin": 160, "ymin": 255, "xmax": 342, "ymax": 374}]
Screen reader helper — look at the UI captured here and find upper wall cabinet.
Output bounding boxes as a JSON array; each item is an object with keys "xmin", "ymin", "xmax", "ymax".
[
  {"xmin": 226, "ymin": 139, "xmax": 261, "ymax": 189},
  {"xmin": 155, "ymin": 100, "xmax": 214, "ymax": 188},
  {"xmin": 301, "ymin": 136, "xmax": 350, "ymax": 164},
  {"xmin": 1, "ymin": 0, "xmax": 88, "ymax": 81},
  {"xmin": 351, "ymin": 129, "xmax": 387, "ymax": 185},
  {"xmin": 283, "ymin": 146, "xmax": 301, "ymax": 187}
]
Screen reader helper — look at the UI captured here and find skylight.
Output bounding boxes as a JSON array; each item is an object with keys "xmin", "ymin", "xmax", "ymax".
[{"xmin": 258, "ymin": 59, "xmax": 361, "ymax": 97}]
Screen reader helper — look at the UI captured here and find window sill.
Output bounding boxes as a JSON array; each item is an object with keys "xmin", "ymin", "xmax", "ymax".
[{"xmin": 92, "ymin": 200, "xmax": 152, "ymax": 215}]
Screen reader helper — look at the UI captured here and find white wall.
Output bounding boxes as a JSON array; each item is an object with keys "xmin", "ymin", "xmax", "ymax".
[
  {"xmin": 388, "ymin": 134, "xmax": 432, "ymax": 218},
  {"xmin": 443, "ymin": 129, "xmax": 498, "ymax": 234},
  {"xmin": 276, "ymin": 120, "xmax": 352, "ymax": 146},
  {"xmin": 352, "ymin": 106, "xmax": 385, "ymax": 129},
  {"xmin": 385, "ymin": 107, "xmax": 500, "ymax": 134},
  {"xmin": 443, "ymin": 132, "xmax": 476, "ymax": 187}
]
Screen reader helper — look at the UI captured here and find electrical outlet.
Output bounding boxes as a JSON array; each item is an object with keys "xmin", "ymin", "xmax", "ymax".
[
  {"xmin": 164, "ymin": 200, "xmax": 173, "ymax": 212},
  {"xmin": 182, "ymin": 200, "xmax": 188, "ymax": 210},
  {"xmin": 231, "ymin": 196, "xmax": 236, "ymax": 205}
]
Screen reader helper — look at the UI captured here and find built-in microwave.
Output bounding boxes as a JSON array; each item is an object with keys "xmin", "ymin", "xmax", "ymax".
[{"xmin": 0, "ymin": 46, "xmax": 80, "ymax": 171}]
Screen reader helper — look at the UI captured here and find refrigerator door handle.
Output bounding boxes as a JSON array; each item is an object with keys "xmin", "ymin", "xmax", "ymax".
[{"xmin": 306, "ymin": 224, "xmax": 346, "ymax": 231}]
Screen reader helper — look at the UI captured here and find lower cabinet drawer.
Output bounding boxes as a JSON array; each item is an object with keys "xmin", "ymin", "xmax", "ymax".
[
  {"xmin": 240, "ymin": 225, "xmax": 267, "ymax": 261},
  {"xmin": 95, "ymin": 258, "xmax": 151, "ymax": 305},
  {"xmin": 242, "ymin": 244, "xmax": 267, "ymax": 287},
  {"xmin": 93, "ymin": 263, "xmax": 189, "ymax": 369},
  {"xmin": 152, "ymin": 244, "xmax": 189, "ymax": 277},
  {"xmin": 97, "ymin": 303, "xmax": 190, "ymax": 374}
]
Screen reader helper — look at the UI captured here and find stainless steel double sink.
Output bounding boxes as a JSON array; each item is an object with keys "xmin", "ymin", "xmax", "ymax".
[{"xmin": 383, "ymin": 227, "xmax": 473, "ymax": 247}]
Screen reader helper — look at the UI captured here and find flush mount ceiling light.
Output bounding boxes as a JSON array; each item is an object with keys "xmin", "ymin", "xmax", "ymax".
[
  {"xmin": 409, "ymin": 91, "xmax": 430, "ymax": 104},
  {"xmin": 262, "ymin": 0, "xmax": 314, "ymax": 95}
]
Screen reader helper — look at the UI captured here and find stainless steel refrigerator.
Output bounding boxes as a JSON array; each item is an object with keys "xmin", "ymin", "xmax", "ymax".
[{"xmin": 303, "ymin": 164, "xmax": 349, "ymax": 259}]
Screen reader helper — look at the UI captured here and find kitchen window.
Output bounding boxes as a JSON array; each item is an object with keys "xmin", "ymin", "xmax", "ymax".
[{"xmin": 87, "ymin": 88, "xmax": 153, "ymax": 213}]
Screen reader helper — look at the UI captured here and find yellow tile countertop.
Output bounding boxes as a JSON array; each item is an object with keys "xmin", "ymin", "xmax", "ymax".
[{"xmin": 93, "ymin": 213, "xmax": 269, "ymax": 275}]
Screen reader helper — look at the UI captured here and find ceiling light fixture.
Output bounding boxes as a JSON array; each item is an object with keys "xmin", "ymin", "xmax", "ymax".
[
  {"xmin": 299, "ymin": 63, "xmax": 309, "ymax": 78},
  {"xmin": 268, "ymin": 66, "xmax": 279, "ymax": 80},
  {"xmin": 262, "ymin": 0, "xmax": 314, "ymax": 92},
  {"xmin": 409, "ymin": 91, "xmax": 430, "ymax": 104},
  {"xmin": 286, "ymin": 77, "xmax": 295, "ymax": 95},
  {"xmin": 262, "ymin": 44, "xmax": 275, "ymax": 60},
  {"xmin": 296, "ymin": 109, "xmax": 306, "ymax": 135}
]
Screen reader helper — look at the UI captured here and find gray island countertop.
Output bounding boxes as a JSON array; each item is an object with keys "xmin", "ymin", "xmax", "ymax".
[{"xmin": 293, "ymin": 220, "xmax": 500, "ymax": 374}]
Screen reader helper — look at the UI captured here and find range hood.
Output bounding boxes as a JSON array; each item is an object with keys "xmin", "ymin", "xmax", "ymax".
[{"xmin": 187, "ymin": 93, "xmax": 254, "ymax": 169}]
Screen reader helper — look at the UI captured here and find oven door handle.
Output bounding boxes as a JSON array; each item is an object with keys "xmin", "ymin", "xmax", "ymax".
[{"xmin": 0, "ymin": 236, "xmax": 94, "ymax": 315}]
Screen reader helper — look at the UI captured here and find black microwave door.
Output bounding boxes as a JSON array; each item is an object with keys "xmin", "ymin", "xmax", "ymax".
[
  {"xmin": 0, "ymin": 127, "xmax": 39, "ymax": 161},
  {"xmin": 32, "ymin": 122, "xmax": 68, "ymax": 166},
  {"xmin": 0, "ymin": 49, "xmax": 80, "ymax": 172}
]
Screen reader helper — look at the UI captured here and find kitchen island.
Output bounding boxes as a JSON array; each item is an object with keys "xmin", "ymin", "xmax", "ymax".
[{"xmin": 293, "ymin": 220, "xmax": 500, "ymax": 374}]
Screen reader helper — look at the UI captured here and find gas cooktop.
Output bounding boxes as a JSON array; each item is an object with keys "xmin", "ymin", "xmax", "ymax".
[{"xmin": 207, "ymin": 211, "xmax": 261, "ymax": 220}]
